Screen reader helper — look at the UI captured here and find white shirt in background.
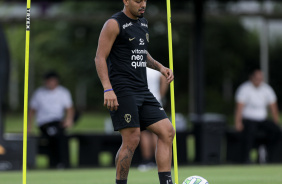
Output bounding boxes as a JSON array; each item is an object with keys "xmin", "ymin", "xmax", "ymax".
[
  {"xmin": 146, "ymin": 67, "xmax": 162, "ymax": 104},
  {"xmin": 235, "ymin": 81, "xmax": 277, "ymax": 121},
  {"xmin": 30, "ymin": 85, "xmax": 73, "ymax": 126}
]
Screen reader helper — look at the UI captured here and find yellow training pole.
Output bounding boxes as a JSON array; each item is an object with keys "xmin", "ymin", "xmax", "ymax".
[
  {"xmin": 23, "ymin": 1, "xmax": 31, "ymax": 184},
  {"xmin": 166, "ymin": 0, "xmax": 178, "ymax": 184}
]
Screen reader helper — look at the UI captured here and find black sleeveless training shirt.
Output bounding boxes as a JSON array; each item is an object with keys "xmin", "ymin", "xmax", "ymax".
[{"xmin": 107, "ymin": 11, "xmax": 150, "ymax": 97}]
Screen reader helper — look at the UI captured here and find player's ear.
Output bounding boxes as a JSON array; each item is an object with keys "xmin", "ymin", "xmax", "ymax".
[{"xmin": 123, "ymin": 0, "xmax": 129, "ymax": 6}]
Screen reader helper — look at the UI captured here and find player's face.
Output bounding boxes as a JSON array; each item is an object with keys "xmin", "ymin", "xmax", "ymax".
[
  {"xmin": 125, "ymin": 0, "xmax": 147, "ymax": 18},
  {"xmin": 45, "ymin": 77, "xmax": 59, "ymax": 90},
  {"xmin": 251, "ymin": 71, "xmax": 264, "ymax": 87}
]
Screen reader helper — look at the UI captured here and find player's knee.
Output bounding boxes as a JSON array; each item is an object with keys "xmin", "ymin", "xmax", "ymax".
[
  {"xmin": 160, "ymin": 126, "xmax": 175, "ymax": 143},
  {"xmin": 129, "ymin": 133, "xmax": 141, "ymax": 148},
  {"xmin": 156, "ymin": 123, "xmax": 175, "ymax": 143},
  {"xmin": 167, "ymin": 126, "xmax": 175, "ymax": 143},
  {"xmin": 122, "ymin": 129, "xmax": 141, "ymax": 149}
]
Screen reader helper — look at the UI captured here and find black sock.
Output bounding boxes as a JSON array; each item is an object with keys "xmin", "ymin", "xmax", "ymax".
[
  {"xmin": 158, "ymin": 172, "xmax": 173, "ymax": 184},
  {"xmin": 116, "ymin": 179, "xmax": 127, "ymax": 184}
]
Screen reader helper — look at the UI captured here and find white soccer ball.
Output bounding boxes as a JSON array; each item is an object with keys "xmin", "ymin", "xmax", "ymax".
[{"xmin": 182, "ymin": 175, "xmax": 209, "ymax": 184}]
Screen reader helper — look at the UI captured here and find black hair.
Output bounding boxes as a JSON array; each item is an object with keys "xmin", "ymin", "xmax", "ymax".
[
  {"xmin": 248, "ymin": 68, "xmax": 261, "ymax": 78},
  {"xmin": 43, "ymin": 71, "xmax": 60, "ymax": 80}
]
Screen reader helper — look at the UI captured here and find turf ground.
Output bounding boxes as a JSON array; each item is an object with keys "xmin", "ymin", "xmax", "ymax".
[
  {"xmin": 3, "ymin": 113, "xmax": 282, "ymax": 183},
  {"xmin": 1, "ymin": 165, "xmax": 282, "ymax": 184}
]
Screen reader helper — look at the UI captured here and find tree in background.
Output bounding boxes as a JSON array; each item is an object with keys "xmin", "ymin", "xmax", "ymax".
[{"xmin": 3, "ymin": 2, "xmax": 282, "ymax": 123}]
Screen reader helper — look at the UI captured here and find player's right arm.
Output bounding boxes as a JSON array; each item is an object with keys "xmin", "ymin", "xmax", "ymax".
[
  {"xmin": 235, "ymin": 102, "xmax": 244, "ymax": 131},
  {"xmin": 27, "ymin": 108, "xmax": 36, "ymax": 134},
  {"xmin": 95, "ymin": 19, "xmax": 119, "ymax": 111}
]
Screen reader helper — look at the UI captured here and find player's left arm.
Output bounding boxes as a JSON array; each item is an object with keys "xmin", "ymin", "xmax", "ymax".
[
  {"xmin": 146, "ymin": 52, "xmax": 174, "ymax": 83},
  {"xmin": 160, "ymin": 75, "xmax": 169, "ymax": 98},
  {"xmin": 269, "ymin": 102, "xmax": 280, "ymax": 124},
  {"xmin": 63, "ymin": 106, "xmax": 74, "ymax": 128}
]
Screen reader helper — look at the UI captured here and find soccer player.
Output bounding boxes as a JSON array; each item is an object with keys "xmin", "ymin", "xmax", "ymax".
[{"xmin": 95, "ymin": 1, "xmax": 175, "ymax": 184}]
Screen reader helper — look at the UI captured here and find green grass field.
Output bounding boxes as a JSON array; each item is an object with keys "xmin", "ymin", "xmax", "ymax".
[
  {"xmin": 4, "ymin": 112, "xmax": 109, "ymax": 134},
  {"xmin": 4, "ymin": 112, "xmax": 112, "ymax": 168},
  {"xmin": 3, "ymin": 112, "xmax": 196, "ymax": 168},
  {"xmin": 1, "ymin": 165, "xmax": 282, "ymax": 184},
  {"xmin": 2, "ymin": 113, "xmax": 282, "ymax": 184},
  {"xmin": 2, "ymin": 112, "xmax": 264, "ymax": 168}
]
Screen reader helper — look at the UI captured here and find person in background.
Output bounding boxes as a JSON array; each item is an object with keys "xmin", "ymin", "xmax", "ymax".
[
  {"xmin": 138, "ymin": 67, "xmax": 169, "ymax": 171},
  {"xmin": 28, "ymin": 71, "xmax": 74, "ymax": 168},
  {"xmin": 235, "ymin": 69, "xmax": 281, "ymax": 163}
]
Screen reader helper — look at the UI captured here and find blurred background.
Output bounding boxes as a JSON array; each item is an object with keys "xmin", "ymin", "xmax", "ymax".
[{"xmin": 1, "ymin": 0, "xmax": 282, "ymax": 171}]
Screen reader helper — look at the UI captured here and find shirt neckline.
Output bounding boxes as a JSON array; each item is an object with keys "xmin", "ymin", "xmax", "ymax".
[{"xmin": 121, "ymin": 11, "xmax": 139, "ymax": 22}]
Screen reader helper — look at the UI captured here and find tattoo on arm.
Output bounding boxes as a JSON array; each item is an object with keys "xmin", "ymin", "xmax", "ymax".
[{"xmin": 147, "ymin": 53, "xmax": 162, "ymax": 71}]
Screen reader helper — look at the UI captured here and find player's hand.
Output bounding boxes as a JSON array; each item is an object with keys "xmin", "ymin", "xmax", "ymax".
[
  {"xmin": 62, "ymin": 119, "xmax": 73, "ymax": 128},
  {"xmin": 235, "ymin": 121, "xmax": 244, "ymax": 132},
  {"xmin": 160, "ymin": 66, "xmax": 174, "ymax": 84},
  {"xmin": 104, "ymin": 90, "xmax": 119, "ymax": 111}
]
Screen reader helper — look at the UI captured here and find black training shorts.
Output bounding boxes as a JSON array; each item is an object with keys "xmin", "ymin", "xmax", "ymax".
[{"xmin": 109, "ymin": 92, "xmax": 168, "ymax": 131}]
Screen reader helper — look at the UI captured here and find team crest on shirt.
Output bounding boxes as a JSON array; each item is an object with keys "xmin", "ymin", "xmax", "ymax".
[
  {"xmin": 139, "ymin": 38, "xmax": 145, "ymax": 45},
  {"xmin": 124, "ymin": 114, "xmax": 132, "ymax": 123},
  {"xmin": 146, "ymin": 33, "xmax": 149, "ymax": 43}
]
